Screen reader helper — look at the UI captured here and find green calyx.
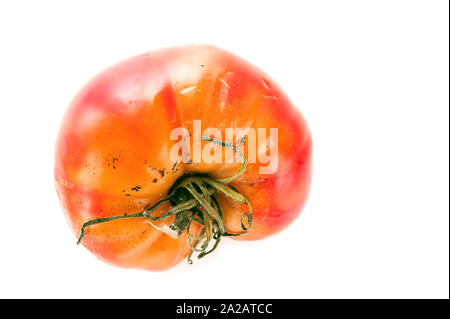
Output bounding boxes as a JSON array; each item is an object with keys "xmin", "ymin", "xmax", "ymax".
[{"xmin": 77, "ymin": 136, "xmax": 252, "ymax": 264}]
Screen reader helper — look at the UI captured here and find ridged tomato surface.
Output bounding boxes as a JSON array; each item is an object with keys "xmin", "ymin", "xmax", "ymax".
[{"xmin": 55, "ymin": 45, "xmax": 312, "ymax": 271}]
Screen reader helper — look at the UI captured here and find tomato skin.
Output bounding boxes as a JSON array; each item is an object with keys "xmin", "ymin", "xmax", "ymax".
[{"xmin": 55, "ymin": 45, "xmax": 312, "ymax": 271}]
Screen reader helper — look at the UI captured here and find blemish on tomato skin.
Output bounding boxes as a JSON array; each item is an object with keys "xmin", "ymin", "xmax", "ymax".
[
  {"xmin": 179, "ymin": 85, "xmax": 197, "ymax": 95},
  {"xmin": 262, "ymin": 94, "xmax": 278, "ymax": 100},
  {"xmin": 219, "ymin": 78, "xmax": 230, "ymax": 88},
  {"xmin": 219, "ymin": 78, "xmax": 230, "ymax": 110},
  {"xmin": 261, "ymin": 78, "xmax": 270, "ymax": 91}
]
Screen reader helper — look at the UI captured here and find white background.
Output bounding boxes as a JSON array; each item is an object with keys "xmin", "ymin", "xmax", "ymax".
[{"xmin": 0, "ymin": 1, "xmax": 448, "ymax": 299}]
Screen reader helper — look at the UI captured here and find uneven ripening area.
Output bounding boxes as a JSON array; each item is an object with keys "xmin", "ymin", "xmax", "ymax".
[{"xmin": 55, "ymin": 45, "xmax": 312, "ymax": 271}]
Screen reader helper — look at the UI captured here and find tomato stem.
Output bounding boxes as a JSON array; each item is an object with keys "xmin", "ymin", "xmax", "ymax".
[{"xmin": 76, "ymin": 137, "xmax": 252, "ymax": 264}]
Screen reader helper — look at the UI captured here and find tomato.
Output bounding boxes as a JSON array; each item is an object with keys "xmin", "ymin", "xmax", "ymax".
[{"xmin": 55, "ymin": 45, "xmax": 312, "ymax": 271}]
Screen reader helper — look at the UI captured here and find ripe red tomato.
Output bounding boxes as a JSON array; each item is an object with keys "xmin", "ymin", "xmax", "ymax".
[{"xmin": 55, "ymin": 45, "xmax": 312, "ymax": 271}]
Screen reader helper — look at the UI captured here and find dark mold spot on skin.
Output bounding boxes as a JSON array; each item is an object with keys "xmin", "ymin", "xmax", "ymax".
[
  {"xmin": 172, "ymin": 161, "xmax": 178, "ymax": 171},
  {"xmin": 148, "ymin": 166, "xmax": 163, "ymax": 174},
  {"xmin": 153, "ymin": 178, "xmax": 157, "ymax": 183},
  {"xmin": 125, "ymin": 194, "xmax": 131, "ymax": 196},
  {"xmin": 111, "ymin": 157, "xmax": 119, "ymax": 169},
  {"xmin": 201, "ymin": 64, "xmax": 204, "ymax": 67},
  {"xmin": 131, "ymin": 186, "xmax": 141, "ymax": 192}
]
